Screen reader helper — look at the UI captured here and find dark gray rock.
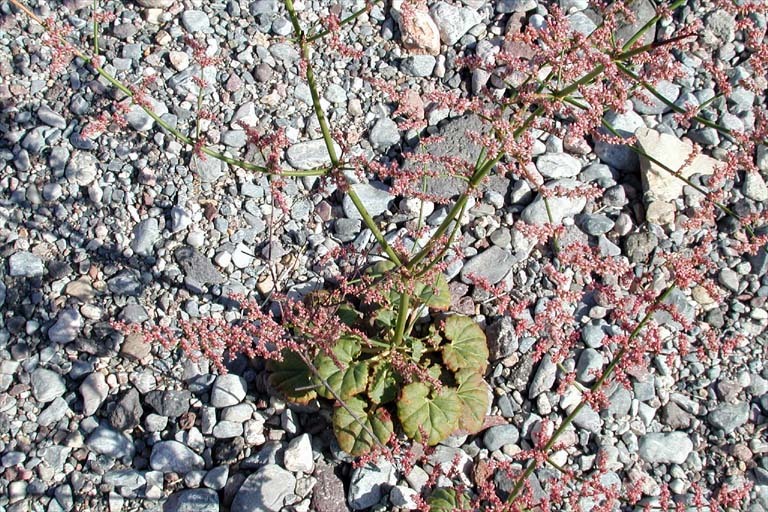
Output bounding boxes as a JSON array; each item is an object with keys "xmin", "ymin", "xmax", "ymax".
[
  {"xmin": 145, "ymin": 389, "xmax": 191, "ymax": 418},
  {"xmin": 175, "ymin": 246, "xmax": 225, "ymax": 285},
  {"xmin": 110, "ymin": 388, "xmax": 143, "ymax": 431},
  {"xmin": 164, "ymin": 489, "xmax": 219, "ymax": 512},
  {"xmin": 460, "ymin": 246, "xmax": 515, "ymax": 285}
]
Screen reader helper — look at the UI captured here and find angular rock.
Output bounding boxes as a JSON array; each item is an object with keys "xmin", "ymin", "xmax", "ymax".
[
  {"xmin": 31, "ymin": 368, "xmax": 66, "ymax": 403},
  {"xmin": 9, "ymin": 251, "xmax": 45, "ymax": 277},
  {"xmin": 175, "ymin": 246, "xmax": 225, "ymax": 285},
  {"xmin": 283, "ymin": 434, "xmax": 314, "ymax": 473},
  {"xmin": 312, "ymin": 463, "xmax": 347, "ymax": 512},
  {"xmin": 430, "ymin": 2, "xmax": 482, "ymax": 45},
  {"xmin": 342, "ymin": 183, "xmax": 394, "ymax": 219},
  {"xmin": 369, "ymin": 117, "xmax": 400, "ymax": 151},
  {"xmin": 150, "ymin": 441, "xmax": 205, "ymax": 474},
  {"xmin": 48, "ymin": 309, "xmax": 82, "ymax": 344},
  {"xmin": 460, "ymin": 245, "xmax": 515, "ymax": 285},
  {"xmin": 529, "ymin": 354, "xmax": 556, "ymax": 399},
  {"xmin": 638, "ymin": 432, "xmax": 693, "ymax": 464},
  {"xmin": 348, "ymin": 460, "xmax": 396, "ymax": 510},
  {"xmin": 164, "ymin": 489, "xmax": 219, "ymax": 512},
  {"xmin": 635, "ymin": 127, "xmax": 718, "ymax": 224},
  {"xmin": 231, "ymin": 465, "xmax": 296, "ymax": 512},
  {"xmin": 210, "ymin": 374, "xmax": 247, "ymax": 408},
  {"xmin": 145, "ymin": 389, "xmax": 191, "ymax": 418},
  {"xmin": 286, "ymin": 139, "xmax": 341, "ymax": 170},
  {"xmin": 81, "ymin": 372, "xmax": 109, "ymax": 416},
  {"xmin": 594, "ymin": 109, "xmax": 644, "ymax": 171},
  {"xmin": 707, "ymin": 402, "xmax": 749, "ymax": 434},
  {"xmin": 110, "ymin": 388, "xmax": 143, "ymax": 431},
  {"xmin": 393, "ymin": 1, "xmax": 441, "ymax": 55}
]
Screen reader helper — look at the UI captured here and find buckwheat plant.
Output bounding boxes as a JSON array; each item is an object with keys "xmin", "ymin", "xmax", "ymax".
[{"xmin": 6, "ymin": 0, "xmax": 768, "ymax": 509}]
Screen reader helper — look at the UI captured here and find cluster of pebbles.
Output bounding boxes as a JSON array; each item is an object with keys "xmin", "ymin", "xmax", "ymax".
[{"xmin": 0, "ymin": 0, "xmax": 767, "ymax": 510}]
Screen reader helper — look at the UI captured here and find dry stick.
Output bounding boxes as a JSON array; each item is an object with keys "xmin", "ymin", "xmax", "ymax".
[
  {"xmin": 7, "ymin": 0, "xmax": 327, "ymax": 178},
  {"xmin": 505, "ymin": 285, "xmax": 676, "ymax": 503}
]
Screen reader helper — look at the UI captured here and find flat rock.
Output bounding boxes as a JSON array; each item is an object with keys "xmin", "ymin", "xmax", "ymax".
[
  {"xmin": 231, "ymin": 465, "xmax": 296, "ymax": 512},
  {"xmin": 312, "ymin": 463, "xmax": 348, "ymax": 512},
  {"xmin": 48, "ymin": 309, "xmax": 82, "ymax": 343},
  {"xmin": 460, "ymin": 245, "xmax": 515, "ymax": 285},
  {"xmin": 286, "ymin": 139, "xmax": 340, "ymax": 170},
  {"xmin": 164, "ymin": 489, "xmax": 219, "ymax": 512},
  {"xmin": 110, "ymin": 388, "xmax": 143, "ymax": 431},
  {"xmin": 150, "ymin": 441, "xmax": 204, "ymax": 473},
  {"xmin": 536, "ymin": 152, "xmax": 581, "ymax": 178},
  {"xmin": 283, "ymin": 433, "xmax": 314, "ymax": 473},
  {"xmin": 635, "ymin": 127, "xmax": 718, "ymax": 224},
  {"xmin": 342, "ymin": 182, "xmax": 394, "ymax": 219},
  {"xmin": 80, "ymin": 372, "xmax": 109, "ymax": 416},
  {"xmin": 638, "ymin": 432, "xmax": 693, "ymax": 464},
  {"xmin": 175, "ymin": 246, "xmax": 225, "ymax": 285},
  {"xmin": 9, "ymin": 251, "xmax": 44, "ymax": 277},
  {"xmin": 65, "ymin": 152, "xmax": 99, "ymax": 186},
  {"xmin": 31, "ymin": 368, "xmax": 66, "ymax": 403},
  {"xmin": 348, "ymin": 459, "xmax": 396, "ymax": 510},
  {"xmin": 210, "ymin": 374, "xmax": 247, "ymax": 408},
  {"xmin": 521, "ymin": 179, "xmax": 587, "ymax": 225}
]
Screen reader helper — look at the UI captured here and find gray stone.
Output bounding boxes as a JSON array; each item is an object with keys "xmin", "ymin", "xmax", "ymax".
[
  {"xmin": 312, "ymin": 462, "xmax": 347, "ymax": 512},
  {"xmin": 594, "ymin": 109, "xmax": 644, "ymax": 171},
  {"xmin": 578, "ymin": 214, "xmax": 614, "ymax": 236},
  {"xmin": 400, "ymin": 55, "xmax": 436, "ymax": 77},
  {"xmin": 606, "ymin": 386, "xmax": 632, "ymax": 418},
  {"xmin": 572, "ymin": 404, "xmax": 602, "ymax": 433},
  {"xmin": 213, "ymin": 421, "xmax": 243, "ymax": 438},
  {"xmin": 369, "ymin": 117, "xmax": 400, "ymax": 150},
  {"xmin": 164, "ymin": 489, "xmax": 219, "ymax": 512},
  {"xmin": 181, "ymin": 10, "xmax": 210, "ymax": 31},
  {"xmin": 231, "ymin": 465, "xmax": 296, "ymax": 512},
  {"xmin": 342, "ymin": 182, "xmax": 394, "ymax": 219},
  {"xmin": 632, "ymin": 80, "xmax": 680, "ymax": 114},
  {"xmin": 151, "ymin": 441, "xmax": 204, "ymax": 473},
  {"xmin": 9, "ymin": 251, "xmax": 44, "ymax": 277},
  {"xmin": 80, "ymin": 372, "xmax": 109, "ymax": 416},
  {"xmin": 108, "ymin": 270, "xmax": 142, "ymax": 296},
  {"xmin": 348, "ymin": 460, "xmax": 396, "ymax": 510},
  {"xmin": 145, "ymin": 389, "xmax": 191, "ymax": 418},
  {"xmin": 529, "ymin": 354, "xmax": 556, "ymax": 399},
  {"xmin": 110, "ymin": 388, "xmax": 143, "ymax": 431},
  {"xmin": 87, "ymin": 425, "xmax": 136, "ymax": 459},
  {"xmin": 135, "ymin": 0, "xmax": 173, "ymax": 6},
  {"xmin": 125, "ymin": 99, "xmax": 168, "ymax": 131},
  {"xmin": 638, "ymin": 432, "xmax": 693, "ymax": 464},
  {"xmin": 210, "ymin": 374, "xmax": 247, "ymax": 408},
  {"xmin": 582, "ymin": 322, "xmax": 606, "ymax": 348},
  {"xmin": 536, "ymin": 152, "xmax": 581, "ymax": 178},
  {"xmin": 48, "ymin": 309, "xmax": 82, "ymax": 343},
  {"xmin": 287, "ymin": 139, "xmax": 340, "ymax": 170},
  {"xmin": 31, "ymin": 368, "xmax": 66, "ymax": 403},
  {"xmin": 175, "ymin": 246, "xmax": 225, "ymax": 285},
  {"xmin": 521, "ymin": 179, "xmax": 587, "ymax": 225},
  {"xmin": 718, "ymin": 268, "xmax": 740, "ymax": 293},
  {"xmin": 483, "ymin": 424, "xmax": 520, "ymax": 451},
  {"xmin": 65, "ymin": 152, "xmax": 98, "ymax": 186},
  {"xmin": 131, "ymin": 218, "xmax": 161, "ymax": 257},
  {"xmin": 460, "ymin": 245, "xmax": 515, "ymax": 285},
  {"xmin": 486, "ymin": 316, "xmax": 518, "ymax": 360},
  {"xmin": 615, "ymin": 0, "xmax": 656, "ymax": 46},
  {"xmin": 707, "ymin": 402, "xmax": 749, "ymax": 434},
  {"xmin": 661, "ymin": 402, "xmax": 692, "ymax": 429},
  {"xmin": 430, "ymin": 2, "xmax": 482, "ymax": 45},
  {"xmin": 170, "ymin": 206, "xmax": 192, "ymax": 233},
  {"xmin": 38, "ymin": 105, "xmax": 67, "ymax": 128},
  {"xmin": 568, "ymin": 11, "xmax": 597, "ymax": 35},
  {"xmin": 195, "ymin": 156, "xmax": 225, "ymax": 183},
  {"xmin": 576, "ymin": 348, "xmax": 603, "ymax": 384},
  {"xmin": 496, "ymin": 0, "xmax": 537, "ymax": 12},
  {"xmin": 624, "ymin": 232, "xmax": 657, "ymax": 263},
  {"xmin": 203, "ymin": 466, "xmax": 228, "ymax": 490},
  {"xmin": 284, "ymin": 433, "xmax": 315, "ymax": 473},
  {"xmin": 38, "ymin": 397, "xmax": 71, "ymax": 427},
  {"xmin": 744, "ymin": 172, "xmax": 768, "ymax": 202},
  {"xmin": 250, "ymin": 0, "xmax": 278, "ymax": 14}
]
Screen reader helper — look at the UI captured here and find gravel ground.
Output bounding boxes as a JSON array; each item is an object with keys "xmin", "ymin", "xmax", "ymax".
[{"xmin": 1, "ymin": 0, "xmax": 767, "ymax": 510}]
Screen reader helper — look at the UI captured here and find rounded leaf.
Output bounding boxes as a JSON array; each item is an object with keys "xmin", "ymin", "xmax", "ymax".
[
  {"xmin": 455, "ymin": 369, "xmax": 491, "ymax": 433},
  {"xmin": 314, "ymin": 336, "xmax": 368, "ymax": 400},
  {"xmin": 428, "ymin": 488, "xmax": 472, "ymax": 512},
  {"xmin": 442, "ymin": 316, "xmax": 489, "ymax": 373},
  {"xmin": 414, "ymin": 273, "xmax": 451, "ymax": 311},
  {"xmin": 333, "ymin": 397, "xmax": 394, "ymax": 456},
  {"xmin": 268, "ymin": 351, "xmax": 316, "ymax": 404},
  {"xmin": 397, "ymin": 382, "xmax": 461, "ymax": 446}
]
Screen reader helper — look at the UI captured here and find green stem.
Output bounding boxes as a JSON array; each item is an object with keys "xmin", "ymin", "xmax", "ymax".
[
  {"xmin": 392, "ymin": 292, "xmax": 411, "ymax": 347},
  {"xmin": 92, "ymin": 0, "xmax": 99, "ymax": 56}
]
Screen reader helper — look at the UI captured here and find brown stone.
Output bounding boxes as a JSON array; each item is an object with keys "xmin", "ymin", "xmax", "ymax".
[{"xmin": 120, "ymin": 332, "xmax": 152, "ymax": 361}]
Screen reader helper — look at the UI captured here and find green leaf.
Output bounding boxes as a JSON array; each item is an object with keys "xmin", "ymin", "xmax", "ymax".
[
  {"xmin": 455, "ymin": 369, "xmax": 490, "ymax": 433},
  {"xmin": 314, "ymin": 336, "xmax": 369, "ymax": 400},
  {"xmin": 268, "ymin": 350, "xmax": 316, "ymax": 404},
  {"xmin": 337, "ymin": 304, "xmax": 361, "ymax": 327},
  {"xmin": 427, "ymin": 488, "xmax": 472, "ymax": 512},
  {"xmin": 374, "ymin": 308, "xmax": 395, "ymax": 329},
  {"xmin": 333, "ymin": 397, "xmax": 393, "ymax": 456},
  {"xmin": 397, "ymin": 382, "xmax": 461, "ymax": 445},
  {"xmin": 414, "ymin": 273, "xmax": 451, "ymax": 311},
  {"xmin": 442, "ymin": 316, "xmax": 489, "ymax": 373},
  {"xmin": 368, "ymin": 361, "xmax": 398, "ymax": 405}
]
